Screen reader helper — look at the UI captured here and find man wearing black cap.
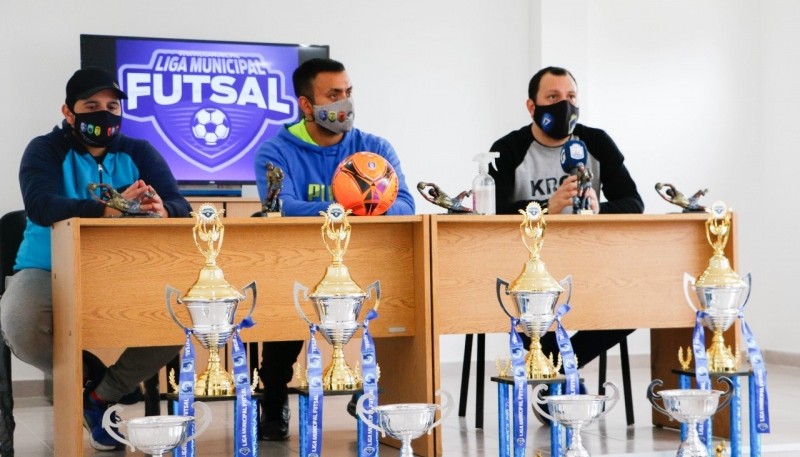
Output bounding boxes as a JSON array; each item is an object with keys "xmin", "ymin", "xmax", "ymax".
[{"xmin": 0, "ymin": 67, "xmax": 191, "ymax": 451}]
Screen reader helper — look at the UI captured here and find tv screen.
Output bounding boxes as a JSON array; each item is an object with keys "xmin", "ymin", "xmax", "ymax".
[{"xmin": 80, "ymin": 34, "xmax": 329, "ymax": 190}]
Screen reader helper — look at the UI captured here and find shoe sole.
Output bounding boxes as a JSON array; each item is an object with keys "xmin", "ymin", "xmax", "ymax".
[{"xmin": 83, "ymin": 417, "xmax": 124, "ymax": 451}]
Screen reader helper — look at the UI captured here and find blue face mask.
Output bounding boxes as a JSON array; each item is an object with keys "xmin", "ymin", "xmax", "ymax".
[
  {"xmin": 312, "ymin": 98, "xmax": 355, "ymax": 134},
  {"xmin": 73, "ymin": 110, "xmax": 122, "ymax": 147},
  {"xmin": 533, "ymin": 99, "xmax": 579, "ymax": 139}
]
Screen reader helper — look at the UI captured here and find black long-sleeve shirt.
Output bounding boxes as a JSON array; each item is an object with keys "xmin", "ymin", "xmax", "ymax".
[{"xmin": 489, "ymin": 123, "xmax": 644, "ymax": 215}]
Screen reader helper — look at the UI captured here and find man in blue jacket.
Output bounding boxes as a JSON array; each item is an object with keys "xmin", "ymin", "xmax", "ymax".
[
  {"xmin": 253, "ymin": 58, "xmax": 415, "ymax": 440},
  {"xmin": 0, "ymin": 67, "xmax": 191, "ymax": 450}
]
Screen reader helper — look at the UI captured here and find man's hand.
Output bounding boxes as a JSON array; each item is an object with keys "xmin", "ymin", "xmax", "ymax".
[
  {"xmin": 547, "ymin": 175, "xmax": 579, "ymax": 214},
  {"xmin": 547, "ymin": 176, "xmax": 600, "ymax": 214},
  {"xmin": 585, "ymin": 187, "xmax": 600, "ymax": 214},
  {"xmin": 124, "ymin": 180, "xmax": 169, "ymax": 218}
]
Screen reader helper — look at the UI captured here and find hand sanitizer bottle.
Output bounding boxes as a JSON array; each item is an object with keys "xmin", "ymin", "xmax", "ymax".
[{"xmin": 472, "ymin": 152, "xmax": 500, "ymax": 215}]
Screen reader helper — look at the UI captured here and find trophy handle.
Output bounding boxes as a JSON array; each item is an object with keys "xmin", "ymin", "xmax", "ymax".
[
  {"xmin": 646, "ymin": 379, "xmax": 670, "ymax": 417},
  {"xmin": 600, "ymin": 381, "xmax": 620, "ymax": 416},
  {"xmin": 365, "ymin": 280, "xmax": 381, "ymax": 313},
  {"xmin": 101, "ymin": 404, "xmax": 134, "ymax": 452},
  {"xmin": 714, "ymin": 376, "xmax": 735, "ymax": 413},
  {"xmin": 531, "ymin": 384, "xmax": 558, "ymax": 423},
  {"xmin": 182, "ymin": 401, "xmax": 212, "ymax": 444},
  {"xmin": 741, "ymin": 273, "xmax": 753, "ymax": 308},
  {"xmin": 165, "ymin": 285, "xmax": 190, "ymax": 333},
  {"xmin": 495, "ymin": 278, "xmax": 514, "ymax": 319},
  {"xmin": 559, "ymin": 275, "xmax": 573, "ymax": 304},
  {"xmin": 240, "ymin": 281, "xmax": 257, "ymax": 322},
  {"xmin": 683, "ymin": 273, "xmax": 699, "ymax": 313},
  {"xmin": 428, "ymin": 389, "xmax": 454, "ymax": 434},
  {"xmin": 356, "ymin": 391, "xmax": 387, "ymax": 437},
  {"xmin": 293, "ymin": 282, "xmax": 314, "ymax": 326}
]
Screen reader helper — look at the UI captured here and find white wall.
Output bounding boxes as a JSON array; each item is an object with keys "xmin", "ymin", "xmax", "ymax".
[
  {"xmin": 1, "ymin": 0, "xmax": 797, "ymax": 381},
  {"xmin": 752, "ymin": 0, "xmax": 800, "ymax": 353},
  {"xmin": 0, "ymin": 0, "xmax": 532, "ymax": 380}
]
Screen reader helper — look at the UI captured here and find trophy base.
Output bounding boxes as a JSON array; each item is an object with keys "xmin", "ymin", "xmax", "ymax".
[
  {"xmin": 323, "ymin": 363, "xmax": 360, "ymax": 391},
  {"xmin": 526, "ymin": 350, "xmax": 561, "ymax": 380},
  {"xmin": 707, "ymin": 331, "xmax": 739, "ymax": 372},
  {"xmin": 195, "ymin": 368, "xmax": 236, "ymax": 396}
]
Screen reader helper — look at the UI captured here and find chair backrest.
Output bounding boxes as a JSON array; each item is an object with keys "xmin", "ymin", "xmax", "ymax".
[{"xmin": 0, "ymin": 210, "xmax": 27, "ymax": 295}]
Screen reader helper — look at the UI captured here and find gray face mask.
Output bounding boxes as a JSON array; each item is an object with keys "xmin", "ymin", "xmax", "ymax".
[{"xmin": 312, "ymin": 97, "xmax": 355, "ymax": 134}]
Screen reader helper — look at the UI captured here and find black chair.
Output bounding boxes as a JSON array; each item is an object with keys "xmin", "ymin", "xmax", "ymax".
[
  {"xmin": 0, "ymin": 209, "xmax": 26, "ymax": 457},
  {"xmin": 0, "ymin": 210, "xmax": 164, "ymax": 456},
  {"xmin": 458, "ymin": 332, "xmax": 635, "ymax": 428}
]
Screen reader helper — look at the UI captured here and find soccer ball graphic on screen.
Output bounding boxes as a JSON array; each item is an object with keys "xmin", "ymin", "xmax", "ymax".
[{"xmin": 191, "ymin": 108, "xmax": 230, "ymax": 146}]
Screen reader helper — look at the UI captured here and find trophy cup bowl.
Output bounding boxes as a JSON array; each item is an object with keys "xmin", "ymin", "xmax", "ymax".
[
  {"xmin": 510, "ymin": 290, "xmax": 561, "ymax": 338},
  {"xmin": 295, "ymin": 280, "xmax": 380, "ymax": 390},
  {"xmin": 684, "ymin": 272, "xmax": 751, "ymax": 372},
  {"xmin": 182, "ymin": 297, "xmax": 240, "ymax": 348},
  {"xmin": 357, "ymin": 390, "xmax": 453, "ymax": 457},
  {"xmin": 497, "ymin": 276, "xmax": 572, "ymax": 379},
  {"xmin": 101, "ymin": 401, "xmax": 211, "ymax": 456},
  {"xmin": 311, "ymin": 294, "xmax": 365, "ymax": 346},
  {"xmin": 532, "ymin": 382, "xmax": 619, "ymax": 457},
  {"xmin": 167, "ymin": 280, "xmax": 257, "ymax": 396},
  {"xmin": 687, "ymin": 277, "xmax": 748, "ymax": 332},
  {"xmin": 648, "ymin": 378, "xmax": 733, "ymax": 457}
]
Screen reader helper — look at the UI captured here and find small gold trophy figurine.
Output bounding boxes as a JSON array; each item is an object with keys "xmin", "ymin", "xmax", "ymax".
[
  {"xmin": 684, "ymin": 201, "xmax": 748, "ymax": 372},
  {"xmin": 166, "ymin": 203, "xmax": 258, "ymax": 395},
  {"xmin": 294, "ymin": 203, "xmax": 381, "ymax": 390},
  {"xmin": 497, "ymin": 202, "xmax": 568, "ymax": 379}
]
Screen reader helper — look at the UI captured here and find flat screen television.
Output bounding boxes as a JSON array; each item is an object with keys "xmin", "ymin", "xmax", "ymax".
[{"xmin": 80, "ymin": 34, "xmax": 329, "ymax": 194}]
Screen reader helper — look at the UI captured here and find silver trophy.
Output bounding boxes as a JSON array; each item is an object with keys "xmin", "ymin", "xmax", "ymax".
[
  {"xmin": 356, "ymin": 390, "xmax": 453, "ymax": 457},
  {"xmin": 647, "ymin": 378, "xmax": 733, "ymax": 457},
  {"xmin": 683, "ymin": 201, "xmax": 749, "ymax": 372},
  {"xmin": 294, "ymin": 203, "xmax": 380, "ymax": 390},
  {"xmin": 166, "ymin": 203, "xmax": 257, "ymax": 395},
  {"xmin": 101, "ymin": 401, "xmax": 211, "ymax": 456},
  {"xmin": 497, "ymin": 202, "xmax": 572, "ymax": 379},
  {"xmin": 532, "ymin": 382, "xmax": 619, "ymax": 457}
]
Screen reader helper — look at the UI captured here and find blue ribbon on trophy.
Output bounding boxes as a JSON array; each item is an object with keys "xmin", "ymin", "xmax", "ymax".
[
  {"xmin": 358, "ymin": 309, "xmax": 379, "ymax": 456},
  {"xmin": 305, "ymin": 324, "xmax": 324, "ymax": 457},
  {"xmin": 554, "ymin": 303, "xmax": 579, "ymax": 394},
  {"xmin": 175, "ymin": 329, "xmax": 197, "ymax": 457},
  {"xmin": 691, "ymin": 311, "xmax": 712, "ymax": 390},
  {"xmin": 738, "ymin": 310, "xmax": 770, "ymax": 432},
  {"xmin": 508, "ymin": 317, "xmax": 527, "ymax": 457},
  {"xmin": 232, "ymin": 317, "xmax": 256, "ymax": 456}
]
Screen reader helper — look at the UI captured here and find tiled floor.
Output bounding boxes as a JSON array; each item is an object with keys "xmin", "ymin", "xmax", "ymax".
[{"xmin": 7, "ymin": 359, "xmax": 800, "ymax": 456}]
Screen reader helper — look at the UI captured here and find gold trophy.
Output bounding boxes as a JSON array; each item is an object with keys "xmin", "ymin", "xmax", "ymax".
[
  {"xmin": 294, "ymin": 203, "xmax": 380, "ymax": 390},
  {"xmin": 683, "ymin": 201, "xmax": 749, "ymax": 372},
  {"xmin": 166, "ymin": 203, "xmax": 257, "ymax": 395},
  {"xmin": 496, "ymin": 202, "xmax": 571, "ymax": 379}
]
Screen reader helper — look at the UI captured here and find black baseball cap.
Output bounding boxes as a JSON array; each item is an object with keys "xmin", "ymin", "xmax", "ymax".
[{"xmin": 65, "ymin": 67, "xmax": 128, "ymax": 109}]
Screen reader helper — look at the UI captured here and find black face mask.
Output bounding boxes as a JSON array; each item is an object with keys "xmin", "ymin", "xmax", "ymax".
[
  {"xmin": 532, "ymin": 99, "xmax": 579, "ymax": 139},
  {"xmin": 72, "ymin": 110, "xmax": 122, "ymax": 147}
]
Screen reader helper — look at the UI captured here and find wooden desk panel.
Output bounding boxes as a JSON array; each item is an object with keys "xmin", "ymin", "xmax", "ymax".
[
  {"xmin": 52, "ymin": 215, "xmax": 433, "ymax": 456},
  {"xmin": 431, "ymin": 214, "xmax": 716, "ymax": 335},
  {"xmin": 429, "ymin": 213, "xmax": 737, "ymax": 451}
]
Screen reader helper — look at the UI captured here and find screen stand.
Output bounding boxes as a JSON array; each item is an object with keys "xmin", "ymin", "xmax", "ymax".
[{"xmin": 179, "ymin": 184, "xmax": 243, "ymax": 197}]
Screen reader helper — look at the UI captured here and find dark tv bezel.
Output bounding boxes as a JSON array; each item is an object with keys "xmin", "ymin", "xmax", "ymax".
[{"xmin": 80, "ymin": 34, "xmax": 329, "ymax": 186}]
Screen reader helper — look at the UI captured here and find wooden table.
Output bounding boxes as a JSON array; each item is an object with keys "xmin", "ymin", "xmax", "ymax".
[
  {"xmin": 51, "ymin": 216, "xmax": 433, "ymax": 456},
  {"xmin": 429, "ymin": 213, "xmax": 737, "ymax": 453},
  {"xmin": 51, "ymin": 213, "xmax": 736, "ymax": 456}
]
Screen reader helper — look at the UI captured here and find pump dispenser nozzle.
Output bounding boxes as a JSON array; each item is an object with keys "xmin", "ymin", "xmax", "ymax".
[
  {"xmin": 472, "ymin": 152, "xmax": 500, "ymax": 215},
  {"xmin": 473, "ymin": 152, "xmax": 500, "ymax": 173}
]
